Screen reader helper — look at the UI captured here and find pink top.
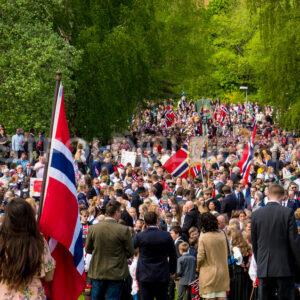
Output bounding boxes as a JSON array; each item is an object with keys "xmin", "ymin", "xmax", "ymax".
[{"xmin": 0, "ymin": 239, "xmax": 55, "ymax": 300}]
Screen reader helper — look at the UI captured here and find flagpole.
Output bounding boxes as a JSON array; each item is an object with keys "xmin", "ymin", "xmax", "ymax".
[{"xmin": 38, "ymin": 70, "xmax": 62, "ymax": 221}]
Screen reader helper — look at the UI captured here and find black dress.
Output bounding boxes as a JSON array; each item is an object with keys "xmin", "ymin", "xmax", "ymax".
[{"xmin": 229, "ymin": 255, "xmax": 252, "ymax": 300}]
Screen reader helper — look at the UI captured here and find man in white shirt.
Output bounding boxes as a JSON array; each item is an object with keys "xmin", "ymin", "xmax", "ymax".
[{"xmin": 33, "ymin": 155, "xmax": 45, "ymax": 178}]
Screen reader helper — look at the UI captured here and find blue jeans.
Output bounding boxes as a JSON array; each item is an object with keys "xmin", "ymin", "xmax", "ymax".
[
  {"xmin": 92, "ymin": 279, "xmax": 124, "ymax": 300},
  {"xmin": 133, "ymin": 294, "xmax": 138, "ymax": 300}
]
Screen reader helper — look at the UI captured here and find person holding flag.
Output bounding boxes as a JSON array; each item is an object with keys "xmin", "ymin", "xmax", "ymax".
[{"xmin": 238, "ymin": 120, "xmax": 258, "ymax": 184}]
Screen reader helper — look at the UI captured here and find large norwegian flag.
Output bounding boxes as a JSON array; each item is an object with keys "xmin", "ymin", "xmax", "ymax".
[
  {"xmin": 162, "ymin": 144, "xmax": 189, "ymax": 178},
  {"xmin": 238, "ymin": 120, "xmax": 257, "ymax": 184},
  {"xmin": 39, "ymin": 84, "xmax": 85, "ymax": 299}
]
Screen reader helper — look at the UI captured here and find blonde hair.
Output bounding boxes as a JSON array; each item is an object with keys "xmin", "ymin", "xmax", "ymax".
[
  {"xmin": 143, "ymin": 198, "xmax": 152, "ymax": 207},
  {"xmin": 294, "ymin": 208, "xmax": 300, "ymax": 221},
  {"xmin": 231, "ymin": 230, "xmax": 252, "ymax": 257},
  {"xmin": 179, "ymin": 242, "xmax": 189, "ymax": 253},
  {"xmin": 25, "ymin": 198, "xmax": 36, "ymax": 209},
  {"xmin": 149, "ymin": 204, "xmax": 159, "ymax": 213}
]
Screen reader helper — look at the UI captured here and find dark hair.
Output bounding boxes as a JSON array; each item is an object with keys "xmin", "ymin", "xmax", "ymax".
[
  {"xmin": 176, "ymin": 187, "xmax": 184, "ymax": 196},
  {"xmin": 144, "ymin": 212, "xmax": 157, "ymax": 226},
  {"xmin": 105, "ymin": 200, "xmax": 121, "ymax": 217},
  {"xmin": 222, "ymin": 185, "xmax": 231, "ymax": 195},
  {"xmin": 0, "ymin": 198, "xmax": 44, "ymax": 290},
  {"xmin": 170, "ymin": 225, "xmax": 182, "ymax": 236},
  {"xmin": 183, "ymin": 189, "xmax": 191, "ymax": 197},
  {"xmin": 199, "ymin": 212, "xmax": 219, "ymax": 233},
  {"xmin": 189, "ymin": 237, "xmax": 198, "ymax": 247}
]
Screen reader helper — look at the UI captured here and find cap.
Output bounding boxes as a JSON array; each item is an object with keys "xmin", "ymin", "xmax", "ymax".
[
  {"xmin": 168, "ymin": 182, "xmax": 176, "ymax": 188},
  {"xmin": 257, "ymin": 173, "xmax": 265, "ymax": 180}
]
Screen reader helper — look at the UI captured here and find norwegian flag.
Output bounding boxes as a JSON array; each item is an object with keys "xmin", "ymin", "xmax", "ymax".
[
  {"xmin": 218, "ymin": 105, "xmax": 229, "ymax": 126},
  {"xmin": 117, "ymin": 160, "xmax": 124, "ymax": 169},
  {"xmin": 190, "ymin": 278, "xmax": 200, "ymax": 296},
  {"xmin": 213, "ymin": 104, "xmax": 219, "ymax": 121},
  {"xmin": 39, "ymin": 84, "xmax": 85, "ymax": 300},
  {"xmin": 162, "ymin": 144, "xmax": 189, "ymax": 178},
  {"xmin": 94, "ymin": 165, "xmax": 100, "ymax": 177},
  {"xmin": 238, "ymin": 120, "xmax": 257, "ymax": 184},
  {"xmin": 132, "ymin": 171, "xmax": 138, "ymax": 182},
  {"xmin": 164, "ymin": 105, "xmax": 175, "ymax": 127},
  {"xmin": 190, "ymin": 164, "xmax": 201, "ymax": 177}
]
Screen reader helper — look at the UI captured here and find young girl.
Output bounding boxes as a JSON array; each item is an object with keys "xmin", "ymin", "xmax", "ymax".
[
  {"xmin": 80, "ymin": 209, "xmax": 92, "ymax": 299},
  {"xmin": 230, "ymin": 230, "xmax": 252, "ymax": 300},
  {"xmin": 129, "ymin": 249, "xmax": 139, "ymax": 300}
]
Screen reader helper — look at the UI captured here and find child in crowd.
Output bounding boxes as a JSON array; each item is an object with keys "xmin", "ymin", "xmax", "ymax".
[
  {"xmin": 188, "ymin": 237, "xmax": 198, "ymax": 258},
  {"xmin": 165, "ymin": 212, "xmax": 173, "ymax": 231},
  {"xmin": 129, "ymin": 249, "xmax": 139, "ymax": 300},
  {"xmin": 80, "ymin": 209, "xmax": 92, "ymax": 299},
  {"xmin": 176, "ymin": 242, "xmax": 196, "ymax": 300},
  {"xmin": 80, "ymin": 209, "xmax": 90, "ymax": 246}
]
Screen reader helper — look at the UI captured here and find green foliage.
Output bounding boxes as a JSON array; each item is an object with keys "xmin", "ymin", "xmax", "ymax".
[
  {"xmin": 0, "ymin": 0, "xmax": 298, "ymax": 138},
  {"xmin": 248, "ymin": 0, "xmax": 300, "ymax": 129},
  {"xmin": 0, "ymin": 0, "xmax": 81, "ymax": 134},
  {"xmin": 59, "ymin": 0, "xmax": 211, "ymax": 140}
]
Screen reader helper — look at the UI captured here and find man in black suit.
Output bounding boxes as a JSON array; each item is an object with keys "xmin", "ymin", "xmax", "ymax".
[
  {"xmin": 87, "ymin": 178, "xmax": 100, "ymax": 200},
  {"xmin": 132, "ymin": 186, "xmax": 147, "ymax": 217},
  {"xmin": 230, "ymin": 166, "xmax": 241, "ymax": 184},
  {"xmin": 182, "ymin": 201, "xmax": 201, "ymax": 241},
  {"xmin": 252, "ymin": 184, "xmax": 300, "ymax": 300},
  {"xmin": 220, "ymin": 185, "xmax": 238, "ymax": 219},
  {"xmin": 133, "ymin": 212, "xmax": 177, "ymax": 300},
  {"xmin": 215, "ymin": 174, "xmax": 226, "ymax": 194},
  {"xmin": 152, "ymin": 174, "xmax": 163, "ymax": 199},
  {"xmin": 232, "ymin": 184, "xmax": 245, "ymax": 210}
]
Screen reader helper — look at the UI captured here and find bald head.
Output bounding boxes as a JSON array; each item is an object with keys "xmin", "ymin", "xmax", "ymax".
[
  {"xmin": 186, "ymin": 201, "xmax": 194, "ymax": 212},
  {"xmin": 217, "ymin": 215, "xmax": 226, "ymax": 230}
]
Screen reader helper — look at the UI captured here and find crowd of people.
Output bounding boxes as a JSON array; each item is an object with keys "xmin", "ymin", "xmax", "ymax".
[{"xmin": 0, "ymin": 98, "xmax": 299, "ymax": 300}]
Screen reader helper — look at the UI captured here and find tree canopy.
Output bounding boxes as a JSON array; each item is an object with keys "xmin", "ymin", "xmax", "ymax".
[{"xmin": 0, "ymin": 0, "xmax": 298, "ymax": 139}]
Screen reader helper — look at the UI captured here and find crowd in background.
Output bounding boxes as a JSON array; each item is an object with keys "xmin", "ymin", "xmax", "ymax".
[{"xmin": 0, "ymin": 98, "xmax": 299, "ymax": 299}]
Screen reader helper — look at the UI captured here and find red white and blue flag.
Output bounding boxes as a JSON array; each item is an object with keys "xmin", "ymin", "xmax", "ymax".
[
  {"xmin": 164, "ymin": 105, "xmax": 176, "ymax": 127},
  {"xmin": 190, "ymin": 164, "xmax": 201, "ymax": 178},
  {"xmin": 162, "ymin": 144, "xmax": 189, "ymax": 178},
  {"xmin": 219, "ymin": 105, "xmax": 229, "ymax": 126},
  {"xmin": 39, "ymin": 84, "xmax": 85, "ymax": 300},
  {"xmin": 238, "ymin": 120, "xmax": 257, "ymax": 184}
]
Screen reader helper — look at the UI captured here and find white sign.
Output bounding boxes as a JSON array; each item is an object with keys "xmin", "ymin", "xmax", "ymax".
[
  {"xmin": 121, "ymin": 150, "xmax": 136, "ymax": 167},
  {"xmin": 189, "ymin": 136, "xmax": 208, "ymax": 166}
]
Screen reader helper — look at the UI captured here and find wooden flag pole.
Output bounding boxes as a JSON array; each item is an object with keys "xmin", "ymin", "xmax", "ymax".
[{"xmin": 38, "ymin": 70, "xmax": 62, "ymax": 222}]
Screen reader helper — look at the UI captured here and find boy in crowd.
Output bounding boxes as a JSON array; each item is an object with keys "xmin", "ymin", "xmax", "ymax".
[{"xmin": 176, "ymin": 242, "xmax": 197, "ymax": 300}]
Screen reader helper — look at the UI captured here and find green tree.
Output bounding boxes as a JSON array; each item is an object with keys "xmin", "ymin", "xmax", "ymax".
[
  {"xmin": 54, "ymin": 0, "xmax": 211, "ymax": 140},
  {"xmin": 248, "ymin": 0, "xmax": 300, "ymax": 129},
  {"xmin": 0, "ymin": 0, "xmax": 81, "ymax": 134}
]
